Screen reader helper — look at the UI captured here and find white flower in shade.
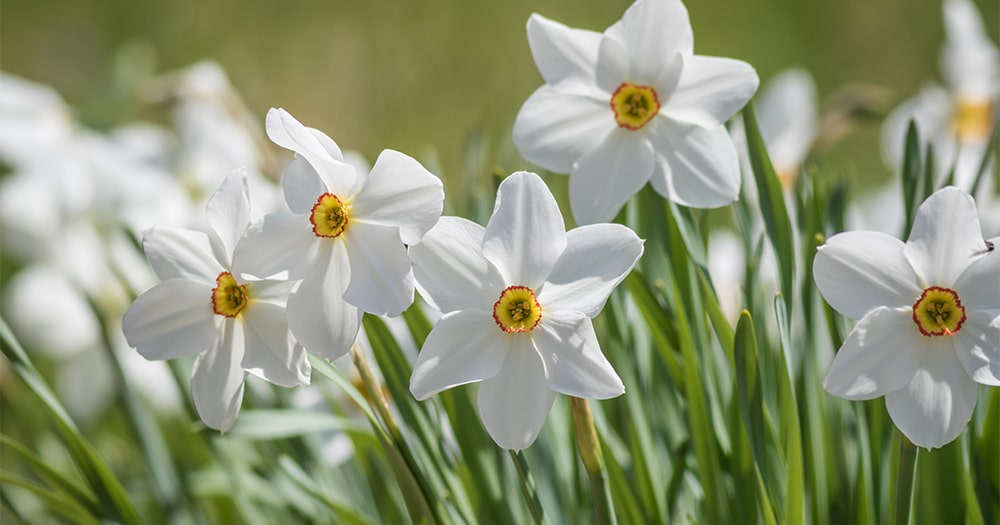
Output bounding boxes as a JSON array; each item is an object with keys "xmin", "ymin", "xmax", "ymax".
[
  {"xmin": 814, "ymin": 186, "xmax": 999, "ymax": 449},
  {"xmin": 409, "ymin": 171, "xmax": 643, "ymax": 450},
  {"xmin": 881, "ymin": 0, "xmax": 998, "ymax": 189},
  {"xmin": 234, "ymin": 108, "xmax": 444, "ymax": 360},
  {"xmin": 512, "ymin": 0, "xmax": 758, "ymax": 224},
  {"xmin": 123, "ymin": 171, "xmax": 310, "ymax": 431}
]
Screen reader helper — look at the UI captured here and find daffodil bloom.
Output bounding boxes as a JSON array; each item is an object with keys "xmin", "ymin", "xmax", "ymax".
[
  {"xmin": 123, "ymin": 172, "xmax": 310, "ymax": 431},
  {"xmin": 234, "ymin": 108, "xmax": 443, "ymax": 360},
  {"xmin": 512, "ymin": 0, "xmax": 758, "ymax": 224},
  {"xmin": 409, "ymin": 171, "xmax": 643, "ymax": 450},
  {"xmin": 814, "ymin": 186, "xmax": 999, "ymax": 448}
]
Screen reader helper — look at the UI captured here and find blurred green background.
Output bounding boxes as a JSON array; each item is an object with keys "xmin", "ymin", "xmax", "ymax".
[{"xmin": 2, "ymin": 0, "xmax": 997, "ymax": 189}]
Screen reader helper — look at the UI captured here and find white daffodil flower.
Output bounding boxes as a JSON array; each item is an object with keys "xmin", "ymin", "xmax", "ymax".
[
  {"xmin": 512, "ymin": 0, "xmax": 758, "ymax": 224},
  {"xmin": 234, "ymin": 108, "xmax": 444, "ymax": 360},
  {"xmin": 409, "ymin": 171, "xmax": 643, "ymax": 450},
  {"xmin": 123, "ymin": 171, "xmax": 310, "ymax": 431},
  {"xmin": 882, "ymin": 0, "xmax": 998, "ymax": 189},
  {"xmin": 814, "ymin": 186, "xmax": 999, "ymax": 449}
]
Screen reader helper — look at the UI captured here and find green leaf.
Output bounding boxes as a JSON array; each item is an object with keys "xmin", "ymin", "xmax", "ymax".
[
  {"xmin": 901, "ymin": 119, "xmax": 923, "ymax": 238},
  {"xmin": 774, "ymin": 295, "xmax": 804, "ymax": 525},
  {"xmin": 0, "ymin": 471, "xmax": 102, "ymax": 525},
  {"xmin": 0, "ymin": 434, "xmax": 98, "ymax": 514},
  {"xmin": 227, "ymin": 409, "xmax": 372, "ymax": 440}
]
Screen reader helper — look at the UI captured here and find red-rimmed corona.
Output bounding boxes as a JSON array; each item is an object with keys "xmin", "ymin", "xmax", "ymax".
[
  {"xmin": 492, "ymin": 285, "xmax": 543, "ymax": 333},
  {"xmin": 610, "ymin": 83, "xmax": 660, "ymax": 131},
  {"xmin": 911, "ymin": 286, "xmax": 966, "ymax": 337}
]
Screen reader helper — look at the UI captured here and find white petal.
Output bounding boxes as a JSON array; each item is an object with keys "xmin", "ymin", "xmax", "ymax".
[
  {"xmin": 241, "ymin": 302, "xmax": 310, "ymax": 387},
  {"xmin": 952, "ymin": 236, "xmax": 1000, "ymax": 311},
  {"xmin": 247, "ymin": 278, "xmax": 297, "ymax": 307},
  {"xmin": 595, "ymin": 34, "xmax": 630, "ymax": 94},
  {"xmin": 647, "ymin": 121, "xmax": 741, "ymax": 208},
  {"xmin": 663, "ymin": 56, "xmax": 759, "ymax": 129},
  {"xmin": 513, "ymin": 86, "xmax": 615, "ymax": 175},
  {"xmin": 287, "ymin": 244, "xmax": 362, "ymax": 360},
  {"xmin": 205, "ymin": 169, "xmax": 253, "ymax": 267},
  {"xmin": 813, "ymin": 231, "xmax": 923, "ymax": 319},
  {"xmin": 409, "ymin": 217, "xmax": 505, "ymax": 313},
  {"xmin": 604, "ymin": 0, "xmax": 693, "ymax": 85},
  {"xmin": 822, "ymin": 307, "xmax": 931, "ymax": 399},
  {"xmin": 569, "ymin": 128, "xmax": 654, "ymax": 225},
  {"xmin": 940, "ymin": 0, "xmax": 1000, "ymax": 100},
  {"xmin": 266, "ymin": 108, "xmax": 356, "ymax": 195},
  {"xmin": 343, "ymin": 221, "xmax": 414, "ymax": 316},
  {"xmin": 482, "ymin": 172, "xmax": 567, "ymax": 288},
  {"xmin": 885, "ymin": 344, "xmax": 979, "ymax": 449},
  {"xmin": 538, "ymin": 223, "xmax": 643, "ymax": 317},
  {"xmin": 410, "ymin": 309, "xmax": 510, "ymax": 399},
  {"xmin": 755, "ymin": 67, "xmax": 818, "ymax": 173},
  {"xmin": 477, "ymin": 336, "xmax": 556, "ymax": 450},
  {"xmin": 282, "ymin": 156, "xmax": 327, "ymax": 214},
  {"xmin": 904, "ymin": 186, "xmax": 985, "ymax": 286},
  {"xmin": 526, "ymin": 14, "xmax": 604, "ymax": 97},
  {"xmin": 190, "ymin": 319, "xmax": 246, "ymax": 432},
  {"xmin": 533, "ymin": 311, "xmax": 624, "ymax": 398},
  {"xmin": 953, "ymin": 310, "xmax": 1000, "ymax": 386},
  {"xmin": 232, "ymin": 212, "xmax": 320, "ymax": 280},
  {"xmin": 142, "ymin": 227, "xmax": 222, "ymax": 284},
  {"xmin": 349, "ymin": 149, "xmax": 444, "ymax": 245},
  {"xmin": 123, "ymin": 279, "xmax": 219, "ymax": 361}
]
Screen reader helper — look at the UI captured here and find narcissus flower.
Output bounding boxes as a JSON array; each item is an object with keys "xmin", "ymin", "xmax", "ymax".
[
  {"xmin": 512, "ymin": 0, "xmax": 758, "ymax": 224},
  {"xmin": 123, "ymin": 172, "xmax": 310, "ymax": 431},
  {"xmin": 235, "ymin": 108, "xmax": 443, "ymax": 360},
  {"xmin": 409, "ymin": 171, "xmax": 643, "ymax": 450},
  {"xmin": 814, "ymin": 186, "xmax": 999, "ymax": 449}
]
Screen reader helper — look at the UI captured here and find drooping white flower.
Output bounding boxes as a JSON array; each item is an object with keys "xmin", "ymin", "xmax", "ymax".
[
  {"xmin": 123, "ymin": 171, "xmax": 310, "ymax": 431},
  {"xmin": 234, "ymin": 108, "xmax": 444, "ymax": 360},
  {"xmin": 512, "ymin": 0, "xmax": 758, "ymax": 224},
  {"xmin": 814, "ymin": 186, "xmax": 999, "ymax": 449},
  {"xmin": 409, "ymin": 171, "xmax": 643, "ymax": 450}
]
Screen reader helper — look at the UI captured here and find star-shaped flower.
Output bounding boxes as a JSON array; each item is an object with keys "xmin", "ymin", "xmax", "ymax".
[
  {"xmin": 814, "ymin": 186, "xmax": 999, "ymax": 448},
  {"xmin": 512, "ymin": 0, "xmax": 759, "ymax": 224},
  {"xmin": 409, "ymin": 171, "xmax": 643, "ymax": 450}
]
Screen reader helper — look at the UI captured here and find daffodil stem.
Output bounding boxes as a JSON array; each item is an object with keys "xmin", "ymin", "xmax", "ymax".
[
  {"xmin": 509, "ymin": 450, "xmax": 547, "ymax": 525},
  {"xmin": 571, "ymin": 397, "xmax": 616, "ymax": 525},
  {"xmin": 893, "ymin": 434, "xmax": 918, "ymax": 525}
]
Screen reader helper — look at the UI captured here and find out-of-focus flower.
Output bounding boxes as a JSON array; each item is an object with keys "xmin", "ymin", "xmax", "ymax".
[
  {"xmin": 512, "ymin": 0, "xmax": 758, "ymax": 224},
  {"xmin": 235, "ymin": 108, "xmax": 444, "ymax": 360},
  {"xmin": 881, "ymin": 0, "xmax": 998, "ymax": 189},
  {"xmin": 814, "ymin": 186, "xmax": 999, "ymax": 448},
  {"xmin": 409, "ymin": 171, "xmax": 643, "ymax": 450},
  {"xmin": 123, "ymin": 172, "xmax": 310, "ymax": 431}
]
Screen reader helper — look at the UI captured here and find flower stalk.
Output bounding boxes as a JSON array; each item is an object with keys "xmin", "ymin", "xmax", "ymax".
[
  {"xmin": 571, "ymin": 397, "xmax": 616, "ymax": 525},
  {"xmin": 893, "ymin": 434, "xmax": 918, "ymax": 525},
  {"xmin": 509, "ymin": 450, "xmax": 547, "ymax": 525}
]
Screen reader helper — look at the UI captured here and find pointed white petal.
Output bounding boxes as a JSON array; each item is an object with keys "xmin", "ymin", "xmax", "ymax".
[
  {"xmin": 482, "ymin": 172, "xmax": 567, "ymax": 288},
  {"xmin": 232, "ymin": 212, "xmax": 320, "ymax": 280},
  {"xmin": 905, "ymin": 187, "xmax": 984, "ymax": 286},
  {"xmin": 123, "ymin": 279, "xmax": 219, "ymax": 361},
  {"xmin": 813, "ymin": 231, "xmax": 923, "ymax": 319},
  {"xmin": 647, "ymin": 121, "xmax": 741, "ymax": 208},
  {"xmin": 663, "ymin": 56, "xmax": 759, "ymax": 129},
  {"xmin": 241, "ymin": 302, "xmax": 310, "ymax": 387},
  {"xmin": 569, "ymin": 128, "xmax": 654, "ymax": 225},
  {"xmin": 349, "ymin": 150, "xmax": 444, "ymax": 245},
  {"xmin": 142, "ymin": 227, "xmax": 222, "ymax": 284},
  {"xmin": 538, "ymin": 223, "xmax": 643, "ymax": 317},
  {"xmin": 409, "ymin": 217, "xmax": 505, "ymax": 313},
  {"xmin": 266, "ymin": 108, "xmax": 356, "ymax": 195},
  {"xmin": 940, "ymin": 0, "xmax": 1000, "ymax": 100},
  {"xmin": 287, "ymin": 244, "xmax": 362, "ymax": 360},
  {"xmin": 885, "ymin": 344, "xmax": 979, "ymax": 449},
  {"xmin": 282, "ymin": 156, "xmax": 327, "ymax": 214},
  {"xmin": 477, "ymin": 336, "xmax": 556, "ymax": 450},
  {"xmin": 952, "ymin": 236, "xmax": 1000, "ymax": 311},
  {"xmin": 595, "ymin": 34, "xmax": 630, "ymax": 94},
  {"xmin": 526, "ymin": 14, "xmax": 604, "ymax": 96},
  {"xmin": 822, "ymin": 307, "xmax": 931, "ymax": 399},
  {"xmin": 190, "ymin": 319, "xmax": 246, "ymax": 432},
  {"xmin": 604, "ymin": 0, "xmax": 693, "ymax": 85},
  {"xmin": 953, "ymin": 310, "xmax": 1000, "ymax": 386},
  {"xmin": 755, "ymin": 67, "xmax": 818, "ymax": 173},
  {"xmin": 410, "ymin": 309, "xmax": 510, "ymax": 399},
  {"xmin": 513, "ymin": 86, "xmax": 614, "ymax": 175},
  {"xmin": 533, "ymin": 311, "xmax": 623, "ymax": 398},
  {"xmin": 343, "ymin": 221, "xmax": 414, "ymax": 316},
  {"xmin": 205, "ymin": 169, "xmax": 253, "ymax": 267},
  {"xmin": 246, "ymin": 278, "xmax": 296, "ymax": 306}
]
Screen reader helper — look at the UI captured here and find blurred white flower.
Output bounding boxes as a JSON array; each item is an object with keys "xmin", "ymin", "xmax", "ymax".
[
  {"xmin": 123, "ymin": 171, "xmax": 310, "ymax": 431},
  {"xmin": 409, "ymin": 172, "xmax": 643, "ymax": 450},
  {"xmin": 512, "ymin": 0, "xmax": 758, "ymax": 224},
  {"xmin": 235, "ymin": 108, "xmax": 444, "ymax": 360},
  {"xmin": 814, "ymin": 186, "xmax": 999, "ymax": 448}
]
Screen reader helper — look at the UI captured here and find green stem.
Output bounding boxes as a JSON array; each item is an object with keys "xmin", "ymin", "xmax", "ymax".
[
  {"xmin": 893, "ymin": 434, "xmax": 918, "ymax": 525},
  {"xmin": 509, "ymin": 450, "xmax": 547, "ymax": 525},
  {"xmin": 571, "ymin": 397, "xmax": 616, "ymax": 525}
]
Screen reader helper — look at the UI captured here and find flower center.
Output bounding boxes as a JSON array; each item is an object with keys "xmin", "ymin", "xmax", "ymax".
[
  {"xmin": 493, "ymin": 286, "xmax": 542, "ymax": 333},
  {"xmin": 912, "ymin": 286, "xmax": 966, "ymax": 337},
  {"xmin": 951, "ymin": 98, "xmax": 995, "ymax": 141},
  {"xmin": 610, "ymin": 83, "xmax": 660, "ymax": 131},
  {"xmin": 212, "ymin": 272, "xmax": 249, "ymax": 318},
  {"xmin": 310, "ymin": 193, "xmax": 349, "ymax": 238}
]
